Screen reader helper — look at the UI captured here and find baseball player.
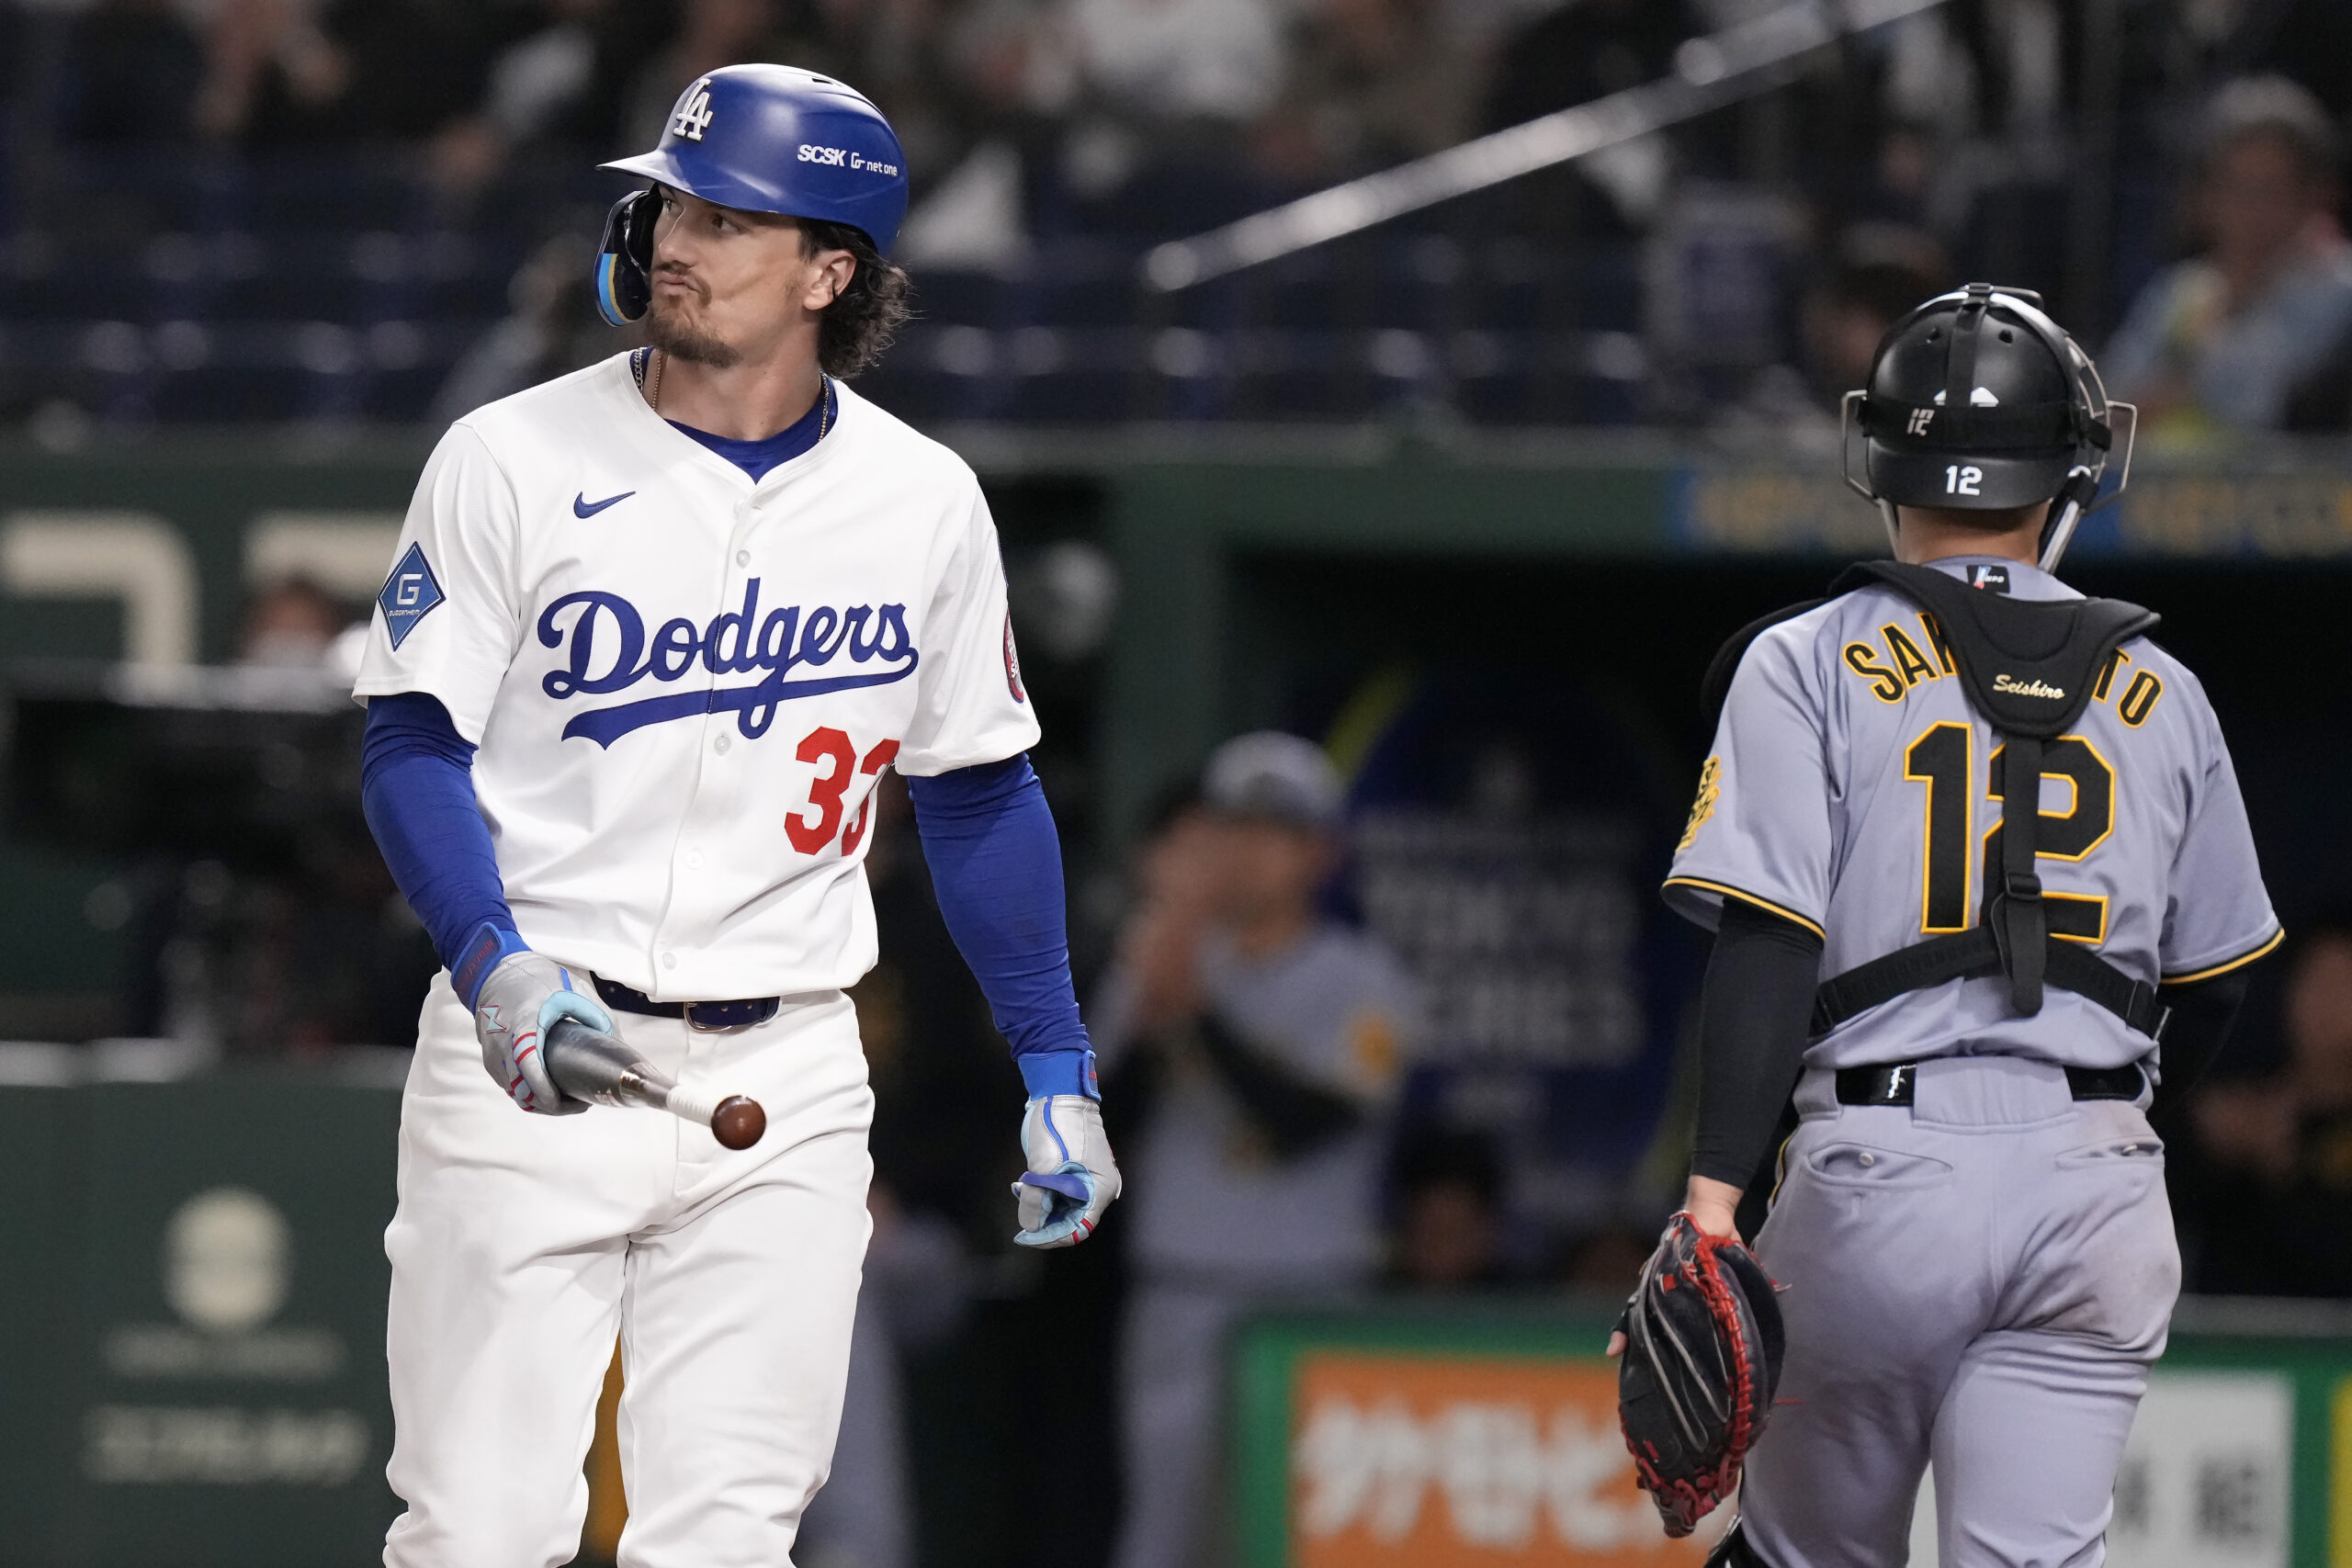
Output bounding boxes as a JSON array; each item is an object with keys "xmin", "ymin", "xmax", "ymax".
[
  {"xmin": 1658, "ymin": 285, "xmax": 2279, "ymax": 1565},
  {"xmin": 352, "ymin": 65, "xmax": 1116, "ymax": 1567}
]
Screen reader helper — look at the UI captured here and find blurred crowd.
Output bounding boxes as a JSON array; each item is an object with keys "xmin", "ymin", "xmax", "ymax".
[
  {"xmin": 6, "ymin": 0, "xmax": 2352, "ymax": 430},
  {"xmin": 8, "ymin": 0, "xmax": 2345, "ymax": 208},
  {"xmin": 2171, "ymin": 916, "xmax": 2352, "ymax": 1298}
]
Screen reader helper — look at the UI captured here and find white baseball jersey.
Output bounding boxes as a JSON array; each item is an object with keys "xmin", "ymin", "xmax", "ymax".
[{"xmin": 354, "ymin": 353, "xmax": 1038, "ymax": 1001}]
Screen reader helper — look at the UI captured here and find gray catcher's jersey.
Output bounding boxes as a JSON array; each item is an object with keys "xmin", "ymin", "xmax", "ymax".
[{"xmin": 1667, "ymin": 556, "xmax": 2279, "ymax": 1073}]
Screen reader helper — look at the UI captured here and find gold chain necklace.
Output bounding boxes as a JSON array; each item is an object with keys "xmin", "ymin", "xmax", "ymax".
[{"xmin": 646, "ymin": 349, "xmax": 831, "ymax": 440}]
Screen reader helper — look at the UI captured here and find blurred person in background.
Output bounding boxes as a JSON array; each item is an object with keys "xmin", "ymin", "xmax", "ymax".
[
  {"xmin": 1062, "ymin": 0, "xmax": 1287, "ymax": 175},
  {"xmin": 1801, "ymin": 230, "xmax": 1951, "ymax": 403},
  {"xmin": 2179, "ymin": 916, "xmax": 2352, "ymax": 1296},
  {"xmin": 1483, "ymin": 0, "xmax": 1687, "ymax": 135},
  {"xmin": 1478, "ymin": 0, "xmax": 1691, "ymax": 236},
  {"xmin": 2142, "ymin": 0, "xmax": 2352, "ymax": 127},
  {"xmin": 428, "ymin": 230, "xmax": 611, "ymax": 422},
  {"xmin": 190, "ymin": 0, "xmax": 491, "ymax": 149},
  {"xmin": 1383, "ymin": 1125, "xmax": 1510, "ymax": 1292},
  {"xmin": 1721, "ymin": 223, "xmax": 1950, "ymax": 439},
  {"xmin": 619, "ymin": 0, "xmax": 799, "ymax": 154},
  {"xmin": 2104, "ymin": 75, "xmax": 2352, "ymax": 440},
  {"xmin": 1250, "ymin": 0, "xmax": 1481, "ymax": 187},
  {"xmin": 237, "ymin": 575, "xmax": 351, "ymax": 665},
  {"xmin": 192, "ymin": 0, "xmax": 352, "ymax": 144},
  {"xmin": 228, "ymin": 578, "xmax": 417, "ymax": 1054},
  {"xmin": 425, "ymin": 0, "xmax": 679, "ymax": 192},
  {"xmin": 1094, "ymin": 731, "xmax": 1417, "ymax": 1568}
]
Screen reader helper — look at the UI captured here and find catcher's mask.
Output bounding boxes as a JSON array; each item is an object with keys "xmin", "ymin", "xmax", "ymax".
[{"xmin": 1839, "ymin": 283, "xmax": 2136, "ymax": 571}]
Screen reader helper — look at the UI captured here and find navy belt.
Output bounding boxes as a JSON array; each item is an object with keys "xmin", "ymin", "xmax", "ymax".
[
  {"xmin": 593, "ymin": 975, "xmax": 779, "ymax": 1032},
  {"xmin": 1835, "ymin": 1061, "xmax": 2145, "ymax": 1107}
]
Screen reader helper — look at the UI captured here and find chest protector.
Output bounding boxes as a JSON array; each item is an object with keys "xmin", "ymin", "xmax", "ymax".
[{"xmin": 1709, "ymin": 562, "xmax": 2168, "ymax": 1042}]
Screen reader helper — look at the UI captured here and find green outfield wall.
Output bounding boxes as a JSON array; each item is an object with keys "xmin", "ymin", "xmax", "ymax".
[{"xmin": 0, "ymin": 1047, "xmax": 406, "ymax": 1565}]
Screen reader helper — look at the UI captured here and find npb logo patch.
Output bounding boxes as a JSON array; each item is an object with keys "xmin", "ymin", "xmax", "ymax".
[
  {"xmin": 671, "ymin": 78, "xmax": 715, "ymax": 141},
  {"xmin": 378, "ymin": 543, "xmax": 444, "ymax": 649}
]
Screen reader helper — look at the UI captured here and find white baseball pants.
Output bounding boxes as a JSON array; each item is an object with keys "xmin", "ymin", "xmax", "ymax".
[{"xmin": 381, "ymin": 973, "xmax": 874, "ymax": 1568}]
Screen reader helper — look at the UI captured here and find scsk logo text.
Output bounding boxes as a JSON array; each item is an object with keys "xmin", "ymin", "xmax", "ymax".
[{"xmin": 797, "ymin": 143, "xmax": 899, "ymax": 176}]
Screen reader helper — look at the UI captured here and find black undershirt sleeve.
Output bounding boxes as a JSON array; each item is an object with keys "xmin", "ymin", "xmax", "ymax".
[
  {"xmin": 1690, "ymin": 898, "xmax": 1826, "ymax": 1190},
  {"xmin": 2150, "ymin": 967, "xmax": 2253, "ymax": 1122},
  {"xmin": 1193, "ymin": 1010, "xmax": 1363, "ymax": 1160}
]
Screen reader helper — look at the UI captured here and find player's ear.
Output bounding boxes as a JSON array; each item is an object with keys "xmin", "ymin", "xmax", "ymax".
[
  {"xmin": 793, "ymin": 223, "xmax": 855, "ymax": 310},
  {"xmin": 815, "ymin": 251, "xmax": 855, "ymax": 310}
]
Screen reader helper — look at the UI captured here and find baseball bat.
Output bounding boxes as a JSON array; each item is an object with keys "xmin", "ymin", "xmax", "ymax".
[{"xmin": 544, "ymin": 1018, "xmax": 768, "ymax": 1150}]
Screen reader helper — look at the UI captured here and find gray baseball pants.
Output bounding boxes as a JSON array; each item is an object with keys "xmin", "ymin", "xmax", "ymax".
[{"xmin": 1739, "ymin": 1055, "xmax": 2179, "ymax": 1568}]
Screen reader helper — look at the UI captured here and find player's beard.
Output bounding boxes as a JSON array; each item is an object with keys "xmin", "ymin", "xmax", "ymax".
[{"xmin": 644, "ymin": 291, "xmax": 742, "ymax": 368}]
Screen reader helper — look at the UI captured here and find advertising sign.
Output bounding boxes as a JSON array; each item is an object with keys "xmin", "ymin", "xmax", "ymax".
[
  {"xmin": 1235, "ymin": 1309, "xmax": 2352, "ymax": 1568},
  {"xmin": 1286, "ymin": 1350, "xmax": 1721, "ymax": 1565},
  {"xmin": 1339, "ymin": 669, "xmax": 1700, "ymax": 1245}
]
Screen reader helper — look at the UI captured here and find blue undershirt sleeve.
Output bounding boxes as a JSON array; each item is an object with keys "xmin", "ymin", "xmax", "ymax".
[
  {"xmin": 906, "ymin": 754, "xmax": 1099, "ymax": 1101},
  {"xmin": 360, "ymin": 691, "xmax": 525, "ymax": 1000}
]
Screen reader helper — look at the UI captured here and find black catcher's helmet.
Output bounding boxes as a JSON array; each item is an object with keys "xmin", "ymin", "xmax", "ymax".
[{"xmin": 1841, "ymin": 284, "xmax": 2135, "ymax": 570}]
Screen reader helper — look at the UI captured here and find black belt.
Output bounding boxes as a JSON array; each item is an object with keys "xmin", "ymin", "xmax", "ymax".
[
  {"xmin": 593, "ymin": 975, "xmax": 778, "ymax": 1032},
  {"xmin": 1835, "ymin": 1061, "xmax": 2146, "ymax": 1108}
]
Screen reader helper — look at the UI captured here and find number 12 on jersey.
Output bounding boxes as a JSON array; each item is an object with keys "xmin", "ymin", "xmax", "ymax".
[{"xmin": 1903, "ymin": 722, "xmax": 2110, "ymax": 942}]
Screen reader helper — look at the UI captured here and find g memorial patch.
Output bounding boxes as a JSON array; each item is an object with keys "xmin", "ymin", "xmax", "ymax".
[{"xmin": 378, "ymin": 543, "xmax": 444, "ymax": 650}]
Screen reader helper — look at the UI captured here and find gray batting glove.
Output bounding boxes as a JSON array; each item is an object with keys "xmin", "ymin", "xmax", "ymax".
[
  {"xmin": 1012, "ymin": 1095, "xmax": 1121, "ymax": 1247},
  {"xmin": 472, "ymin": 953, "xmax": 612, "ymax": 1116}
]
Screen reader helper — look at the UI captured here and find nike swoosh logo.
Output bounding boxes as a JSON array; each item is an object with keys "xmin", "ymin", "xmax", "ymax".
[{"xmin": 573, "ymin": 490, "xmax": 635, "ymax": 518}]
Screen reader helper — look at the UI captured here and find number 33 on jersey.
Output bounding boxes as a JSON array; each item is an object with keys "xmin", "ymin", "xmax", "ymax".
[
  {"xmin": 1666, "ymin": 560, "xmax": 2278, "ymax": 1063},
  {"xmin": 354, "ymin": 358, "xmax": 1038, "ymax": 1006}
]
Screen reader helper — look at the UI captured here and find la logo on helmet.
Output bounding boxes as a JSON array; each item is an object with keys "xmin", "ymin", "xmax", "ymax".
[{"xmin": 672, "ymin": 80, "xmax": 716, "ymax": 142}]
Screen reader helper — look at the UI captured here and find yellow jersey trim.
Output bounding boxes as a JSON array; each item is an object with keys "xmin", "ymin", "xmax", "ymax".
[
  {"xmin": 1663, "ymin": 876, "xmax": 1827, "ymax": 941},
  {"xmin": 2163, "ymin": 928, "xmax": 2285, "ymax": 987}
]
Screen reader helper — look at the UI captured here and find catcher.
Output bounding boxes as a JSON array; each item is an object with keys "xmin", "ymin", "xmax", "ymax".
[{"xmin": 1621, "ymin": 285, "xmax": 2278, "ymax": 1565}]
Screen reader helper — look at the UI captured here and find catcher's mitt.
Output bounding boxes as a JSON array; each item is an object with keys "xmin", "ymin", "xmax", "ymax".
[{"xmin": 1616, "ymin": 1213, "xmax": 1785, "ymax": 1537}]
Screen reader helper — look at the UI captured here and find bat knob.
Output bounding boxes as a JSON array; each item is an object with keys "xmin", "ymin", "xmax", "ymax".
[
  {"xmin": 711, "ymin": 1095, "xmax": 766, "ymax": 1150},
  {"xmin": 1019, "ymin": 1170, "xmax": 1093, "ymax": 1203}
]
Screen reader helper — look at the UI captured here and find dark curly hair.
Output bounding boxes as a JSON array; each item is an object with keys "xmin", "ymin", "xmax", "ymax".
[{"xmin": 802, "ymin": 219, "xmax": 910, "ymax": 379}]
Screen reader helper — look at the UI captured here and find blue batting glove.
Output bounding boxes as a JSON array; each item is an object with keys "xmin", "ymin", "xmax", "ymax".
[
  {"xmin": 455, "ymin": 921, "xmax": 613, "ymax": 1116},
  {"xmin": 1012, "ymin": 1095, "xmax": 1121, "ymax": 1247}
]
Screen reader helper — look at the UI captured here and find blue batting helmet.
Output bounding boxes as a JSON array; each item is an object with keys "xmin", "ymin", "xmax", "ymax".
[{"xmin": 593, "ymin": 64, "xmax": 910, "ymax": 327}]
